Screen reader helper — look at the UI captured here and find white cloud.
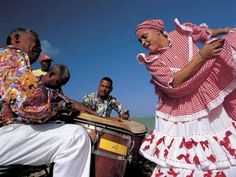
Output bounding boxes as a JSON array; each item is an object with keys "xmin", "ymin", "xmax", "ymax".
[{"xmin": 40, "ymin": 40, "xmax": 60, "ymax": 56}]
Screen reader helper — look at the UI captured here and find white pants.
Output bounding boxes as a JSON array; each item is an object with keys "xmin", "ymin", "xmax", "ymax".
[{"xmin": 0, "ymin": 123, "xmax": 91, "ymax": 177}]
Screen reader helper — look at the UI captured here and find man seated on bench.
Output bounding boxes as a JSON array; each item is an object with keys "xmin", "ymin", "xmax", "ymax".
[{"xmin": 0, "ymin": 28, "xmax": 95, "ymax": 177}]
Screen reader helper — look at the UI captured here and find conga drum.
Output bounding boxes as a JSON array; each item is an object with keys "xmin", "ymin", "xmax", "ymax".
[{"xmin": 74, "ymin": 112, "xmax": 147, "ymax": 177}]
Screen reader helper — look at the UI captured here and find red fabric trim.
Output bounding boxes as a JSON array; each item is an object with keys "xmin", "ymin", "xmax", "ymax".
[
  {"xmin": 177, "ymin": 153, "xmax": 191, "ymax": 164},
  {"xmin": 167, "ymin": 168, "xmax": 179, "ymax": 177}
]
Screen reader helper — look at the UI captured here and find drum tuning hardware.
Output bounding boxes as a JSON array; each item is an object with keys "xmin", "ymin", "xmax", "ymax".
[
  {"xmin": 127, "ymin": 154, "xmax": 133, "ymax": 164},
  {"xmin": 92, "ymin": 126, "xmax": 106, "ymax": 152},
  {"xmin": 130, "ymin": 140, "xmax": 135, "ymax": 152}
]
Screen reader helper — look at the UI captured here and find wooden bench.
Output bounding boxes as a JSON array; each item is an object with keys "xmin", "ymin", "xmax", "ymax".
[{"xmin": 0, "ymin": 164, "xmax": 53, "ymax": 177}]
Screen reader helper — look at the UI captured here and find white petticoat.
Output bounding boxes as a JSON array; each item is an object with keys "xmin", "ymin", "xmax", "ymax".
[{"xmin": 140, "ymin": 105, "xmax": 236, "ymax": 176}]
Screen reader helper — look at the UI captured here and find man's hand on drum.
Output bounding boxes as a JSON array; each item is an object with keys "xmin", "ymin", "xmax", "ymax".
[
  {"xmin": 119, "ymin": 113, "xmax": 130, "ymax": 120},
  {"xmin": 69, "ymin": 100, "xmax": 97, "ymax": 115}
]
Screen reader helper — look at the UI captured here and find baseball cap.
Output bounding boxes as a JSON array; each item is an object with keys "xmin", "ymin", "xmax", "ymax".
[{"xmin": 39, "ymin": 54, "xmax": 52, "ymax": 62}]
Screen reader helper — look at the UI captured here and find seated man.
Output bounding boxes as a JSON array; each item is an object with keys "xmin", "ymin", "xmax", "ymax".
[
  {"xmin": 82, "ymin": 77, "xmax": 130, "ymax": 119},
  {"xmin": 41, "ymin": 63, "xmax": 68, "ymax": 91},
  {"xmin": 33, "ymin": 54, "xmax": 53, "ymax": 77},
  {"xmin": 29, "ymin": 64, "xmax": 93, "ymax": 115},
  {"xmin": 0, "ymin": 28, "xmax": 95, "ymax": 177}
]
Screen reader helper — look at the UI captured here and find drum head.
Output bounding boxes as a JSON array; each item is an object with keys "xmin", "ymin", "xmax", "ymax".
[{"xmin": 74, "ymin": 112, "xmax": 147, "ymax": 135}]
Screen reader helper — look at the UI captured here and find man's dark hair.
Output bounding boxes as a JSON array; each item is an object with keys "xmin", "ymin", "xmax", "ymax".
[
  {"xmin": 101, "ymin": 77, "xmax": 113, "ymax": 86},
  {"xmin": 49, "ymin": 64, "xmax": 70, "ymax": 86}
]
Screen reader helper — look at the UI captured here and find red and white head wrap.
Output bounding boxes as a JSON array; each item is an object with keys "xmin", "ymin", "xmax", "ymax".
[{"xmin": 135, "ymin": 19, "xmax": 164, "ymax": 34}]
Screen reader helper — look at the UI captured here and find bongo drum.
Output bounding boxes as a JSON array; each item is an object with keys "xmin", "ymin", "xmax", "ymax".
[{"xmin": 73, "ymin": 112, "xmax": 147, "ymax": 177}]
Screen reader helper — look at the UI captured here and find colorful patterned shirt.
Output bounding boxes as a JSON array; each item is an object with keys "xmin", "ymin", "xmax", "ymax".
[
  {"xmin": 0, "ymin": 47, "xmax": 66, "ymax": 127},
  {"xmin": 82, "ymin": 92, "xmax": 129, "ymax": 117}
]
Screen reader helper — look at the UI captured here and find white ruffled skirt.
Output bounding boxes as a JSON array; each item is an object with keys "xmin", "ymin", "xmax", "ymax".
[{"xmin": 140, "ymin": 105, "xmax": 236, "ymax": 176}]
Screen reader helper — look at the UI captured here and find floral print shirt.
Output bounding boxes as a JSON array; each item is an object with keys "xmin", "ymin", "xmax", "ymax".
[
  {"xmin": 0, "ymin": 47, "xmax": 66, "ymax": 127},
  {"xmin": 82, "ymin": 92, "xmax": 129, "ymax": 117}
]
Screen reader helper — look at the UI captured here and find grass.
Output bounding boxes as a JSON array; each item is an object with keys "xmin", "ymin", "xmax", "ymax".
[{"xmin": 132, "ymin": 116, "xmax": 155, "ymax": 131}]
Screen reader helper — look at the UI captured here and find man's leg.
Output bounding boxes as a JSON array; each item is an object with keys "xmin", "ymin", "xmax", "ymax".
[{"xmin": 0, "ymin": 123, "xmax": 91, "ymax": 177}]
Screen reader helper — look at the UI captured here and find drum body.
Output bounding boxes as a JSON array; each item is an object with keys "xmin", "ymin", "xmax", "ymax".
[
  {"xmin": 75, "ymin": 119, "xmax": 131, "ymax": 177},
  {"xmin": 74, "ymin": 113, "xmax": 147, "ymax": 177}
]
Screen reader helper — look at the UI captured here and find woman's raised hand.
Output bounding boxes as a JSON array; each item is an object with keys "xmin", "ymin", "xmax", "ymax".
[{"xmin": 199, "ymin": 39, "xmax": 225, "ymax": 60}]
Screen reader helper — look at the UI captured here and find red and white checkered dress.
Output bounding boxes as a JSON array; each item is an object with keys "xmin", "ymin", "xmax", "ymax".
[
  {"xmin": 223, "ymin": 29, "xmax": 236, "ymax": 120},
  {"xmin": 138, "ymin": 19, "xmax": 236, "ymax": 176}
]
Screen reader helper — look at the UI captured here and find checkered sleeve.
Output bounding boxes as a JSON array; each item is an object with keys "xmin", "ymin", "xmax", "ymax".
[
  {"xmin": 183, "ymin": 22, "xmax": 212, "ymax": 43},
  {"xmin": 138, "ymin": 54, "xmax": 174, "ymax": 88}
]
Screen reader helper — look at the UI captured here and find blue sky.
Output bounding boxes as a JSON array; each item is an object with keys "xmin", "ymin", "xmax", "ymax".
[{"xmin": 1, "ymin": 0, "xmax": 236, "ymax": 117}]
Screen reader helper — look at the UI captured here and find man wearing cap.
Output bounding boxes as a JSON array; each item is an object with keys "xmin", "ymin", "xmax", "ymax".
[{"xmin": 33, "ymin": 54, "xmax": 52, "ymax": 77}]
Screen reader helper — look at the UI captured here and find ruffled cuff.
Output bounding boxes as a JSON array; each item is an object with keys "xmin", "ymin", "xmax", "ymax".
[{"xmin": 137, "ymin": 53, "xmax": 158, "ymax": 64}]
